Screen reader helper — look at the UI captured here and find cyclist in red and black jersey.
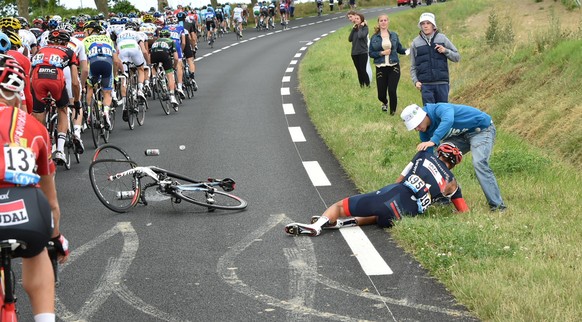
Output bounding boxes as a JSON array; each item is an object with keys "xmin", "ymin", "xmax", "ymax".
[
  {"xmin": 30, "ymin": 29, "xmax": 80, "ymax": 164},
  {"xmin": 0, "ymin": 53, "xmax": 69, "ymax": 322}
]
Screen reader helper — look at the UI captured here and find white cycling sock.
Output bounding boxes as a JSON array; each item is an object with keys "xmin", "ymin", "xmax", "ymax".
[
  {"xmin": 178, "ymin": 83, "xmax": 183, "ymax": 90},
  {"xmin": 73, "ymin": 125, "xmax": 82, "ymax": 137},
  {"xmin": 57, "ymin": 132, "xmax": 66, "ymax": 152},
  {"xmin": 313, "ymin": 216, "xmax": 330, "ymax": 228},
  {"xmin": 34, "ymin": 313, "xmax": 55, "ymax": 322}
]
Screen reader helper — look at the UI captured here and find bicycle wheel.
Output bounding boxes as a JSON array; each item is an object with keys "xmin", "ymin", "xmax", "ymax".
[
  {"xmin": 92, "ymin": 144, "xmax": 132, "ymax": 162},
  {"xmin": 109, "ymin": 105, "xmax": 116, "ymax": 132},
  {"xmin": 62, "ymin": 131, "xmax": 73, "ymax": 170},
  {"xmin": 69, "ymin": 115, "xmax": 80, "ymax": 164},
  {"xmin": 89, "ymin": 159, "xmax": 140, "ymax": 213},
  {"xmin": 157, "ymin": 78, "xmax": 171, "ymax": 115},
  {"xmin": 136, "ymin": 99, "xmax": 146, "ymax": 126},
  {"xmin": 173, "ymin": 186, "xmax": 247, "ymax": 210},
  {"xmin": 90, "ymin": 100, "xmax": 101, "ymax": 149},
  {"xmin": 127, "ymin": 90, "xmax": 136, "ymax": 130}
]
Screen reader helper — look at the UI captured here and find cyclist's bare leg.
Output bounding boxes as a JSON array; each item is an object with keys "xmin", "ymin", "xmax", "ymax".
[
  {"xmin": 187, "ymin": 57, "xmax": 195, "ymax": 74},
  {"xmin": 32, "ymin": 111, "xmax": 47, "ymax": 127},
  {"xmin": 22, "ymin": 248, "xmax": 55, "ymax": 316}
]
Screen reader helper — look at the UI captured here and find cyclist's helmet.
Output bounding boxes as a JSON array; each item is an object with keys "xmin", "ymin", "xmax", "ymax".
[
  {"xmin": 0, "ymin": 17, "xmax": 21, "ymax": 31},
  {"xmin": 110, "ymin": 17, "xmax": 120, "ymax": 25},
  {"xmin": 437, "ymin": 142, "xmax": 463, "ymax": 166},
  {"xmin": 76, "ymin": 20, "xmax": 86, "ymax": 31},
  {"xmin": 120, "ymin": 17, "xmax": 128, "ymax": 24},
  {"xmin": 97, "ymin": 13, "xmax": 105, "ymax": 20},
  {"xmin": 52, "ymin": 15, "xmax": 62, "ymax": 22},
  {"xmin": 48, "ymin": 29, "xmax": 71, "ymax": 44},
  {"xmin": 128, "ymin": 12, "xmax": 137, "ymax": 18},
  {"xmin": 153, "ymin": 11, "xmax": 162, "ymax": 18},
  {"xmin": 164, "ymin": 15, "xmax": 176, "ymax": 24},
  {"xmin": 177, "ymin": 11, "xmax": 187, "ymax": 21},
  {"xmin": 58, "ymin": 22, "xmax": 74, "ymax": 33},
  {"xmin": 84, "ymin": 20, "xmax": 102, "ymax": 34},
  {"xmin": 48, "ymin": 19, "xmax": 59, "ymax": 30},
  {"xmin": 158, "ymin": 29, "xmax": 171, "ymax": 38},
  {"xmin": 0, "ymin": 32, "xmax": 11, "ymax": 53},
  {"xmin": 17, "ymin": 17, "xmax": 29, "ymax": 28},
  {"xmin": 125, "ymin": 21, "xmax": 140, "ymax": 31},
  {"xmin": 0, "ymin": 54, "xmax": 25, "ymax": 94},
  {"xmin": 33, "ymin": 17, "xmax": 44, "ymax": 26},
  {"xmin": 142, "ymin": 14, "xmax": 154, "ymax": 23},
  {"xmin": 3, "ymin": 29, "xmax": 22, "ymax": 49}
]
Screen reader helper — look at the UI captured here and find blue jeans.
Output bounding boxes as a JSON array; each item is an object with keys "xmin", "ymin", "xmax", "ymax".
[
  {"xmin": 447, "ymin": 124, "xmax": 505, "ymax": 208},
  {"xmin": 420, "ymin": 83, "xmax": 449, "ymax": 105}
]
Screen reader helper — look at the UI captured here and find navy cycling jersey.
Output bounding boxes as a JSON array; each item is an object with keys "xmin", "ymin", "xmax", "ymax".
[{"xmin": 401, "ymin": 151, "xmax": 462, "ymax": 212}]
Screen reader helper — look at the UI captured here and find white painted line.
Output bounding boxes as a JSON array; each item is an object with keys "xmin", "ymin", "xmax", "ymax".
[
  {"xmin": 302, "ymin": 161, "xmax": 331, "ymax": 186},
  {"xmin": 340, "ymin": 227, "xmax": 393, "ymax": 275},
  {"xmin": 313, "ymin": 37, "xmax": 321, "ymax": 41},
  {"xmin": 282, "ymin": 76, "xmax": 291, "ymax": 83},
  {"xmin": 223, "ymin": 45, "xmax": 231, "ymax": 49},
  {"xmin": 213, "ymin": 49, "xmax": 222, "ymax": 53},
  {"xmin": 203, "ymin": 53, "xmax": 212, "ymax": 57},
  {"xmin": 306, "ymin": 42, "xmax": 313, "ymax": 46},
  {"xmin": 249, "ymin": 37, "xmax": 257, "ymax": 40},
  {"xmin": 321, "ymin": 33, "xmax": 328, "ymax": 37},
  {"xmin": 290, "ymin": 60, "xmax": 298, "ymax": 65},
  {"xmin": 286, "ymin": 67, "xmax": 294, "ymax": 73},
  {"xmin": 241, "ymin": 39, "xmax": 249, "ymax": 43},
  {"xmin": 300, "ymin": 46, "xmax": 307, "ymax": 51},
  {"xmin": 288, "ymin": 127, "xmax": 306, "ymax": 142},
  {"xmin": 294, "ymin": 53, "xmax": 302, "ymax": 58},
  {"xmin": 283, "ymin": 103, "xmax": 295, "ymax": 115},
  {"xmin": 194, "ymin": 57, "xmax": 203, "ymax": 62},
  {"xmin": 281, "ymin": 87, "xmax": 291, "ymax": 95}
]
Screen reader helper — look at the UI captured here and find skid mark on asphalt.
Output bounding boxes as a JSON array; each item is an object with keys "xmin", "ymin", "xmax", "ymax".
[
  {"xmin": 56, "ymin": 222, "xmax": 187, "ymax": 322},
  {"xmin": 217, "ymin": 214, "xmax": 471, "ymax": 320}
]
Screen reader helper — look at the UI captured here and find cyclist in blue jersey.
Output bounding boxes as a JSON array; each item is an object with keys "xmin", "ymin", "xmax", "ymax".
[
  {"xmin": 285, "ymin": 142, "xmax": 469, "ymax": 236},
  {"xmin": 401, "ymin": 103, "xmax": 506, "ymax": 211},
  {"xmin": 205, "ymin": 5, "xmax": 217, "ymax": 45},
  {"xmin": 223, "ymin": 3, "xmax": 232, "ymax": 30},
  {"xmin": 162, "ymin": 15, "xmax": 186, "ymax": 99}
]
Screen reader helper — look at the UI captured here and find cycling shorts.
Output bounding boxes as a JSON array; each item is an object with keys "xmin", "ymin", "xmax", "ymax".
[
  {"xmin": 280, "ymin": 8, "xmax": 287, "ymax": 14},
  {"xmin": 206, "ymin": 20, "xmax": 216, "ymax": 32},
  {"xmin": 31, "ymin": 66, "xmax": 69, "ymax": 112},
  {"xmin": 183, "ymin": 37, "xmax": 195, "ymax": 59},
  {"xmin": 0, "ymin": 187, "xmax": 53, "ymax": 258},
  {"xmin": 88, "ymin": 58, "xmax": 114, "ymax": 90},
  {"xmin": 151, "ymin": 51, "xmax": 174, "ymax": 73},
  {"xmin": 118, "ymin": 47, "xmax": 146, "ymax": 68},
  {"xmin": 343, "ymin": 183, "xmax": 419, "ymax": 227}
]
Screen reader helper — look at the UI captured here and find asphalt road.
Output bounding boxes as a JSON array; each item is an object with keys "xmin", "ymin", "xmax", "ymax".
[{"xmin": 16, "ymin": 4, "xmax": 478, "ymax": 321}]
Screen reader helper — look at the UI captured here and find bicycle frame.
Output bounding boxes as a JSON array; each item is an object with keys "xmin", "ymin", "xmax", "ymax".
[{"xmin": 1, "ymin": 240, "xmax": 23, "ymax": 322}]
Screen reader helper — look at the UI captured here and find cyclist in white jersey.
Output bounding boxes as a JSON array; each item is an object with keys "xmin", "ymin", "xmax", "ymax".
[
  {"xmin": 116, "ymin": 21, "xmax": 148, "ymax": 121},
  {"xmin": 232, "ymin": 5, "xmax": 244, "ymax": 37}
]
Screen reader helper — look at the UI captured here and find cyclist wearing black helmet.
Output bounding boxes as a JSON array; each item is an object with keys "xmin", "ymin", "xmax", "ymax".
[
  {"xmin": 150, "ymin": 28, "xmax": 179, "ymax": 107},
  {"xmin": 285, "ymin": 142, "xmax": 469, "ymax": 236}
]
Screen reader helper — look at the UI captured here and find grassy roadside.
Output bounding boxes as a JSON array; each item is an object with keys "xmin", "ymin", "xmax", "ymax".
[{"xmin": 298, "ymin": 0, "xmax": 582, "ymax": 320}]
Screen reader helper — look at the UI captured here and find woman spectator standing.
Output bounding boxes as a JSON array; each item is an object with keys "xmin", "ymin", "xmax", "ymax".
[
  {"xmin": 348, "ymin": 12, "xmax": 370, "ymax": 87},
  {"xmin": 369, "ymin": 14, "xmax": 407, "ymax": 115}
]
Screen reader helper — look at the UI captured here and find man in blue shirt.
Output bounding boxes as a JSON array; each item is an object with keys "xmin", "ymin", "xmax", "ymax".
[{"xmin": 401, "ymin": 103, "xmax": 506, "ymax": 211}]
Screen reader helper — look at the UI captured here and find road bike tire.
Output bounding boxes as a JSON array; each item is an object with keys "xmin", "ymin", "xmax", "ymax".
[
  {"xmin": 89, "ymin": 158, "xmax": 141, "ymax": 213},
  {"xmin": 157, "ymin": 78, "xmax": 171, "ymax": 115},
  {"xmin": 136, "ymin": 100, "xmax": 146, "ymax": 126},
  {"xmin": 90, "ymin": 100, "xmax": 101, "ymax": 149},
  {"xmin": 127, "ymin": 91, "xmax": 136, "ymax": 130},
  {"xmin": 92, "ymin": 144, "xmax": 132, "ymax": 162},
  {"xmin": 63, "ymin": 131, "xmax": 72, "ymax": 170},
  {"xmin": 172, "ymin": 187, "xmax": 248, "ymax": 210},
  {"xmin": 109, "ymin": 106, "xmax": 116, "ymax": 132}
]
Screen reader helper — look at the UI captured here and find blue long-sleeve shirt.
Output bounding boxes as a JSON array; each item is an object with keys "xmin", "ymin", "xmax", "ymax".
[{"xmin": 420, "ymin": 103, "xmax": 492, "ymax": 149}]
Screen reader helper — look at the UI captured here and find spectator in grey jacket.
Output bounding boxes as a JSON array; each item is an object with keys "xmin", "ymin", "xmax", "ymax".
[
  {"xmin": 348, "ymin": 12, "xmax": 370, "ymax": 87},
  {"xmin": 410, "ymin": 12, "xmax": 460, "ymax": 105}
]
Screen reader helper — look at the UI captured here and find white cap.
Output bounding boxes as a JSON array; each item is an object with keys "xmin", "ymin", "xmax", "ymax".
[
  {"xmin": 418, "ymin": 12, "xmax": 437, "ymax": 29},
  {"xmin": 401, "ymin": 104, "xmax": 427, "ymax": 131}
]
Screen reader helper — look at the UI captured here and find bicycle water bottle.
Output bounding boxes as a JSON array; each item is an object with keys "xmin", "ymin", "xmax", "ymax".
[
  {"xmin": 145, "ymin": 149, "xmax": 160, "ymax": 156},
  {"xmin": 116, "ymin": 190, "xmax": 136, "ymax": 200}
]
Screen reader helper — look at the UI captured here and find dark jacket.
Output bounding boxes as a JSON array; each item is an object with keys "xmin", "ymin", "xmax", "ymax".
[
  {"xmin": 348, "ymin": 25, "xmax": 369, "ymax": 56},
  {"xmin": 368, "ymin": 31, "xmax": 407, "ymax": 65},
  {"xmin": 410, "ymin": 31, "xmax": 460, "ymax": 84}
]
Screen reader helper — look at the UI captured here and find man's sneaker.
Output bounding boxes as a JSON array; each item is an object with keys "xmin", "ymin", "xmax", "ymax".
[
  {"xmin": 310, "ymin": 216, "xmax": 357, "ymax": 229},
  {"xmin": 137, "ymin": 89, "xmax": 146, "ymax": 101},
  {"xmin": 192, "ymin": 80, "xmax": 198, "ymax": 91},
  {"xmin": 122, "ymin": 109, "xmax": 129, "ymax": 122},
  {"xmin": 284, "ymin": 223, "xmax": 321, "ymax": 237},
  {"xmin": 73, "ymin": 135, "xmax": 84, "ymax": 154},
  {"xmin": 170, "ymin": 95, "xmax": 178, "ymax": 107},
  {"xmin": 381, "ymin": 104, "xmax": 388, "ymax": 112},
  {"xmin": 177, "ymin": 88, "xmax": 186, "ymax": 99},
  {"xmin": 53, "ymin": 150, "xmax": 66, "ymax": 164}
]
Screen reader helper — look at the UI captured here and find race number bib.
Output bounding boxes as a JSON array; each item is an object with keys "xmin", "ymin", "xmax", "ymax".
[{"xmin": 3, "ymin": 146, "xmax": 40, "ymax": 185}]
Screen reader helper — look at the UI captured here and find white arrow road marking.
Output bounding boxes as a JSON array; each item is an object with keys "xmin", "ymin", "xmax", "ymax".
[{"xmin": 56, "ymin": 222, "xmax": 187, "ymax": 322}]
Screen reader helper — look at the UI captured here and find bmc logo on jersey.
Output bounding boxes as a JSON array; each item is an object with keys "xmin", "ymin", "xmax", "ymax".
[{"xmin": 0, "ymin": 199, "xmax": 29, "ymax": 226}]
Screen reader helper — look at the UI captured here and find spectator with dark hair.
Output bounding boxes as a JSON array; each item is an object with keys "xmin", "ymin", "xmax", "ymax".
[{"xmin": 348, "ymin": 12, "xmax": 370, "ymax": 87}]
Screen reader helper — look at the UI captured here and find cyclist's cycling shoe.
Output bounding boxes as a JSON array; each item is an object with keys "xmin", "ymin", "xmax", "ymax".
[
  {"xmin": 103, "ymin": 112, "xmax": 112, "ymax": 130},
  {"xmin": 122, "ymin": 109, "xmax": 129, "ymax": 122},
  {"xmin": 177, "ymin": 88, "xmax": 186, "ymax": 100},
  {"xmin": 193, "ymin": 80, "xmax": 198, "ymax": 91},
  {"xmin": 284, "ymin": 223, "xmax": 321, "ymax": 237},
  {"xmin": 53, "ymin": 150, "xmax": 66, "ymax": 165},
  {"xmin": 170, "ymin": 95, "xmax": 179, "ymax": 108},
  {"xmin": 73, "ymin": 135, "xmax": 84, "ymax": 154},
  {"xmin": 137, "ymin": 89, "xmax": 146, "ymax": 102}
]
